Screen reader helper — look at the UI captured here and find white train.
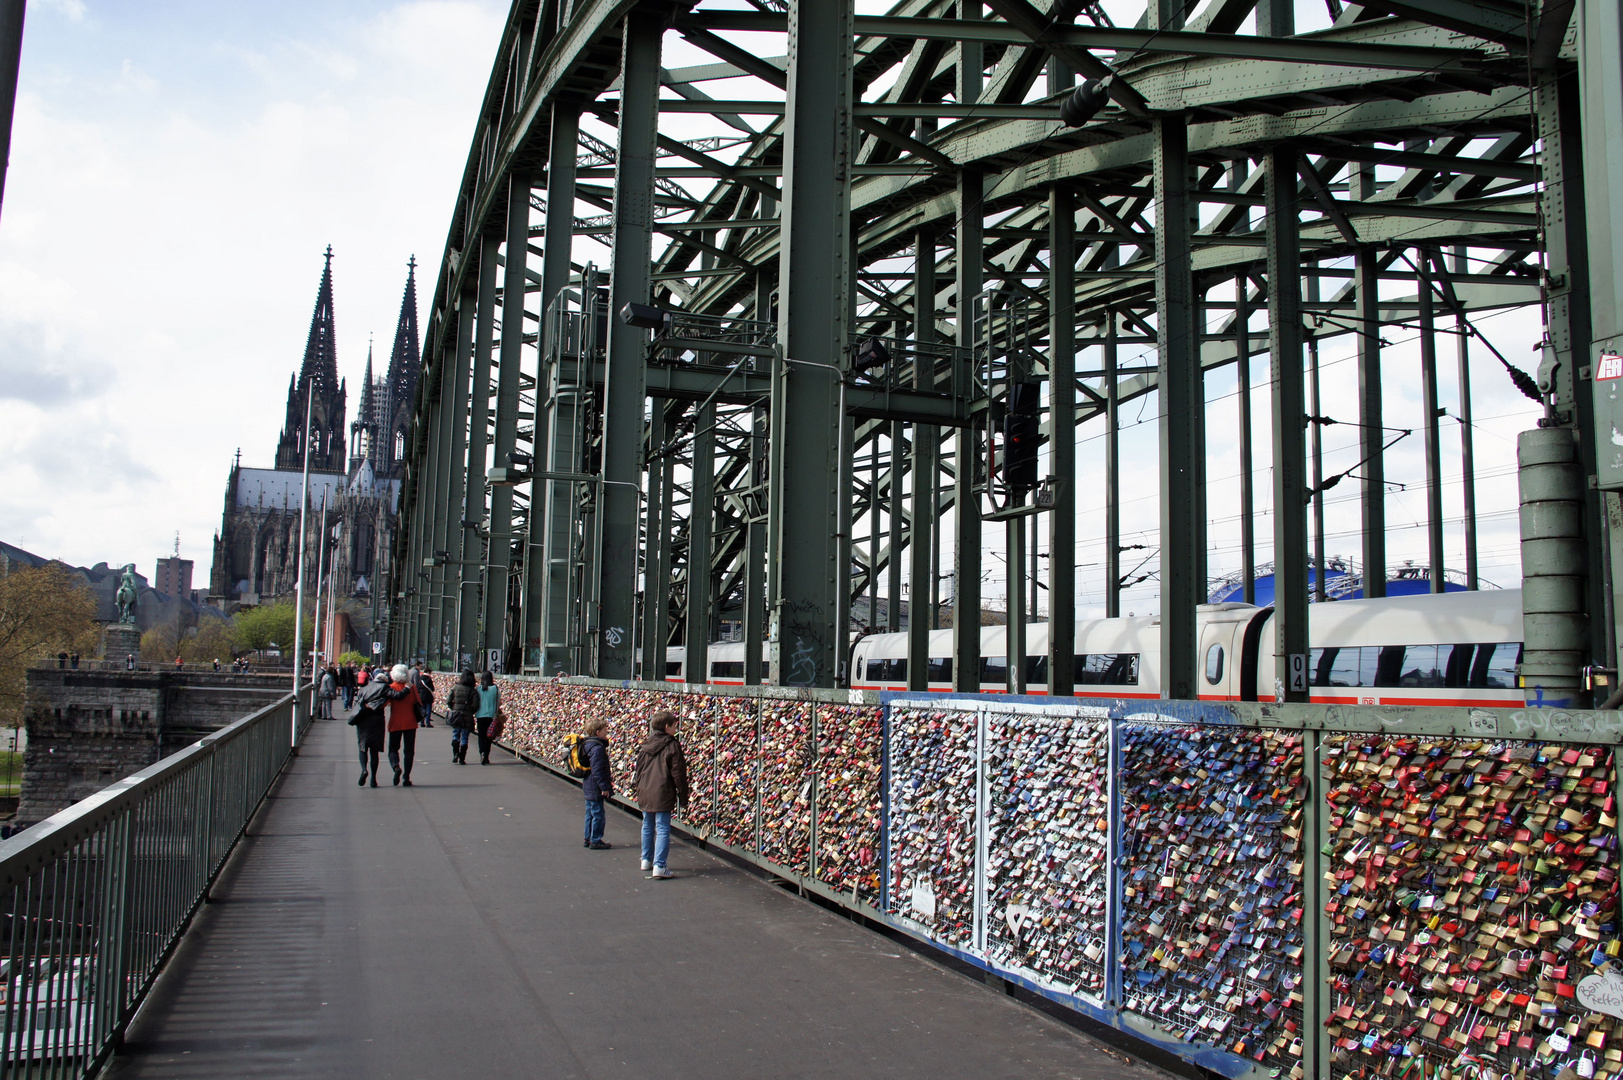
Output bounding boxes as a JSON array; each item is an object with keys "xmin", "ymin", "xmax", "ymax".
[{"xmin": 636, "ymin": 590, "xmax": 1525, "ymax": 708}]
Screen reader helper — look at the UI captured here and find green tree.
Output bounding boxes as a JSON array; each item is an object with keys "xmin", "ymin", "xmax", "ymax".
[
  {"xmin": 189, "ymin": 617, "xmax": 239, "ymax": 664},
  {"xmin": 0, "ymin": 564, "xmax": 99, "ymax": 726},
  {"xmin": 232, "ymin": 602, "xmax": 312, "ymax": 658}
]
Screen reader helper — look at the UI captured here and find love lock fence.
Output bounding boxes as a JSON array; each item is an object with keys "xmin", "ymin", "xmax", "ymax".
[
  {"xmin": 460, "ymin": 672, "xmax": 1623, "ymax": 1080},
  {"xmin": 0, "ymin": 689, "xmax": 311, "ymax": 1079}
]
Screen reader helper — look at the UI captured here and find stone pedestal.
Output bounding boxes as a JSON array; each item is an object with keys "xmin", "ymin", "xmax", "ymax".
[{"xmin": 101, "ymin": 623, "xmax": 142, "ymax": 664}]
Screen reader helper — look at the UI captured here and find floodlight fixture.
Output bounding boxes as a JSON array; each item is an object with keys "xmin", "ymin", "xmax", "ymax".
[
  {"xmin": 853, "ymin": 337, "xmax": 892, "ymax": 373},
  {"xmin": 620, "ymin": 302, "xmax": 673, "ymax": 334}
]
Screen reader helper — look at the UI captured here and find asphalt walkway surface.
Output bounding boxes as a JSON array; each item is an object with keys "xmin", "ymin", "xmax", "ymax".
[{"xmin": 103, "ymin": 709, "xmax": 1171, "ymax": 1080}]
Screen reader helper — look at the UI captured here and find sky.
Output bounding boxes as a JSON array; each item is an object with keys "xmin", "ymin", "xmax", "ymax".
[{"xmin": 0, "ymin": 0, "xmax": 507, "ymax": 577}]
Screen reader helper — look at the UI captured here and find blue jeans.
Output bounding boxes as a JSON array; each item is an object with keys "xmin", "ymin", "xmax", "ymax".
[
  {"xmin": 451, "ymin": 726, "xmax": 470, "ymax": 749},
  {"xmin": 584, "ymin": 798, "xmax": 606, "ymax": 845},
  {"xmin": 640, "ymin": 811, "xmax": 672, "ymax": 869}
]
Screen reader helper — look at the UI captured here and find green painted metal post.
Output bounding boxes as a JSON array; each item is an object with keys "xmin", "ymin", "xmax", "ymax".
[
  {"xmin": 1354, "ymin": 234, "xmax": 1386, "ymax": 599},
  {"xmin": 1268, "ymin": 149, "xmax": 1309, "ymax": 703},
  {"xmin": 441, "ymin": 268, "xmax": 476, "ymax": 668},
  {"xmin": 1048, "ymin": 183, "xmax": 1076, "ymax": 697},
  {"xmin": 952, "ymin": 164, "xmax": 983, "ymax": 693},
  {"xmin": 744, "ymin": 404, "xmax": 767, "ymax": 685},
  {"xmin": 460, "ymin": 239, "xmax": 499, "ymax": 663},
  {"xmin": 908, "ymin": 228, "xmax": 937, "ymax": 691},
  {"xmin": 641, "ymin": 401, "xmax": 670, "ymax": 681},
  {"xmin": 483, "ymin": 173, "xmax": 532, "ymax": 670},
  {"xmin": 768, "ymin": 0, "xmax": 852, "ymax": 688},
  {"xmin": 597, "ymin": 10, "xmax": 661, "ymax": 679},
  {"xmin": 1155, "ymin": 116, "xmax": 1200, "ymax": 700},
  {"xmin": 688, "ymin": 402, "xmax": 716, "ymax": 679},
  {"xmin": 1418, "ymin": 253, "xmax": 1445, "ymax": 593},
  {"xmin": 418, "ymin": 350, "xmax": 445, "ymax": 663},
  {"xmin": 535, "ymin": 105, "xmax": 581, "ymax": 676}
]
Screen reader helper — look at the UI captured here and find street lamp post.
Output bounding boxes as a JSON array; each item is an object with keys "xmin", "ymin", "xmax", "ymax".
[{"xmin": 290, "ymin": 378, "xmax": 315, "ymax": 747}]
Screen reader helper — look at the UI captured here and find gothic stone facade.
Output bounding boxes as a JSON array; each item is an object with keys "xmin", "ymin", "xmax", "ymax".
[{"xmin": 208, "ymin": 251, "xmax": 419, "ymax": 655}]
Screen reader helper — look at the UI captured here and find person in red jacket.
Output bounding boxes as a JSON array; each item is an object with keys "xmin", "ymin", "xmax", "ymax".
[{"xmin": 385, "ymin": 663, "xmax": 420, "ymax": 786}]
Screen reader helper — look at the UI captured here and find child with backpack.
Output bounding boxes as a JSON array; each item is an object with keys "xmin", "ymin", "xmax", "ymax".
[{"xmin": 573, "ymin": 718, "xmax": 613, "ymax": 849}]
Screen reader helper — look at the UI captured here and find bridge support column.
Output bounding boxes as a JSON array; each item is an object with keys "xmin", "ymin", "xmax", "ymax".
[
  {"xmin": 458, "ymin": 237, "xmax": 498, "ymax": 665},
  {"xmin": 907, "ymin": 228, "xmax": 936, "ymax": 691},
  {"xmin": 1047, "ymin": 184, "xmax": 1076, "ymax": 697},
  {"xmin": 597, "ymin": 9, "xmax": 661, "ymax": 678},
  {"xmin": 482, "ymin": 173, "xmax": 531, "ymax": 672},
  {"xmin": 687, "ymin": 402, "xmax": 715, "ymax": 681},
  {"xmin": 1155, "ymin": 117, "xmax": 1199, "ymax": 701},
  {"xmin": 1267, "ymin": 148, "xmax": 1309, "ymax": 703},
  {"xmin": 768, "ymin": 0, "xmax": 853, "ymax": 688},
  {"xmin": 951, "ymin": 165, "xmax": 983, "ymax": 693},
  {"xmin": 526, "ymin": 103, "xmax": 580, "ymax": 675}
]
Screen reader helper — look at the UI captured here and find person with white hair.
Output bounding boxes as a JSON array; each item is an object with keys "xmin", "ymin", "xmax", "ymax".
[{"xmin": 385, "ymin": 663, "xmax": 421, "ymax": 786}]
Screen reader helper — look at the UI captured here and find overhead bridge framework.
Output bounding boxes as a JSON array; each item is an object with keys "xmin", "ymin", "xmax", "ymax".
[{"xmin": 389, "ymin": 0, "xmax": 1623, "ymax": 709}]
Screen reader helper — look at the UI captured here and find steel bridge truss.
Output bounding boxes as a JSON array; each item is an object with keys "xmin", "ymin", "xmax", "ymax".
[{"xmin": 390, "ymin": 0, "xmax": 1623, "ymax": 707}]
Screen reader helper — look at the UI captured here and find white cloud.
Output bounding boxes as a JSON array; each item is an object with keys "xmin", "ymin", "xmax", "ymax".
[{"xmin": 0, "ymin": 0, "xmax": 506, "ymax": 574}]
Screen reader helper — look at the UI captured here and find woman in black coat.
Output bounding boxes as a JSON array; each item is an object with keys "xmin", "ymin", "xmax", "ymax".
[
  {"xmin": 351, "ymin": 673, "xmax": 396, "ymax": 787},
  {"xmin": 445, "ymin": 670, "xmax": 478, "ymax": 764}
]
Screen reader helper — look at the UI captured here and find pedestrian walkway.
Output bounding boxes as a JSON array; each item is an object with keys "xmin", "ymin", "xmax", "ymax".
[{"xmin": 102, "ymin": 712, "xmax": 1172, "ymax": 1080}]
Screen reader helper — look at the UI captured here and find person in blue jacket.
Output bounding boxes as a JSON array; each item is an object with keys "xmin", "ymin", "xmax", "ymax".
[{"xmin": 580, "ymin": 717, "xmax": 613, "ymax": 849}]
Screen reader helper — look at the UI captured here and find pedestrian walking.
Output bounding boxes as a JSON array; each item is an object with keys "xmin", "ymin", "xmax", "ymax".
[
  {"xmin": 340, "ymin": 664, "xmax": 356, "ymax": 710},
  {"xmin": 580, "ymin": 718, "xmax": 613, "ymax": 849},
  {"xmin": 633, "ymin": 711, "xmax": 689, "ymax": 878},
  {"xmin": 351, "ymin": 670, "xmax": 398, "ymax": 787},
  {"xmin": 412, "ymin": 666, "xmax": 436, "ymax": 727},
  {"xmin": 212, "ymin": 658, "xmax": 220, "ymax": 673},
  {"xmin": 446, "ymin": 670, "xmax": 478, "ymax": 764},
  {"xmin": 319, "ymin": 666, "xmax": 338, "ymax": 719},
  {"xmin": 385, "ymin": 664, "xmax": 419, "ymax": 786},
  {"xmin": 69, "ymin": 653, "xmax": 79, "ymax": 670},
  {"xmin": 473, "ymin": 670, "xmax": 501, "ymax": 765}
]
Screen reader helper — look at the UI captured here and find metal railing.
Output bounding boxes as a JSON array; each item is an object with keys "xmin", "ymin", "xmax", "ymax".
[
  {"xmin": 37, "ymin": 659, "xmax": 294, "ymax": 676},
  {"xmin": 0, "ymin": 688, "xmax": 310, "ymax": 1077}
]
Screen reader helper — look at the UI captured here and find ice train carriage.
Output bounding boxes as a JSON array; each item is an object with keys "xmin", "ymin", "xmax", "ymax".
[
  {"xmin": 632, "ymin": 591, "xmax": 1524, "ymax": 708},
  {"xmin": 850, "ymin": 590, "xmax": 1524, "ymax": 707}
]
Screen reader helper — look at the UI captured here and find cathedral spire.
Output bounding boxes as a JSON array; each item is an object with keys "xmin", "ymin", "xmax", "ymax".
[
  {"xmin": 275, "ymin": 247, "xmax": 347, "ymax": 472},
  {"xmin": 302, "ymin": 245, "xmax": 339, "ymax": 393},
  {"xmin": 378, "ymin": 256, "xmax": 420, "ymax": 479},
  {"xmin": 351, "ymin": 340, "xmax": 378, "ymax": 470},
  {"xmin": 384, "ymin": 255, "xmax": 419, "ymax": 403}
]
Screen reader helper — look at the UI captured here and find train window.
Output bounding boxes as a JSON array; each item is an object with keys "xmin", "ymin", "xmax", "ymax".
[
  {"xmin": 1310, "ymin": 647, "xmax": 1363, "ymax": 688},
  {"xmin": 1397, "ymin": 645, "xmax": 1446, "ymax": 688},
  {"xmin": 980, "ymin": 656, "xmax": 1008, "ymax": 683},
  {"xmin": 864, "ymin": 659, "xmax": 905, "ymax": 681},
  {"xmin": 1025, "ymin": 656, "xmax": 1048, "ymax": 684},
  {"xmin": 927, "ymin": 657, "xmax": 952, "ymax": 682},
  {"xmin": 710, "ymin": 661, "xmax": 743, "ymax": 679},
  {"xmin": 664, "ymin": 661, "xmax": 682, "ymax": 677},
  {"xmin": 1372, "ymin": 646, "xmax": 1406, "ymax": 687},
  {"xmin": 1205, "ymin": 644, "xmax": 1224, "ymax": 685},
  {"xmin": 1483, "ymin": 642, "xmax": 1520, "ymax": 689},
  {"xmin": 1075, "ymin": 654, "xmax": 1139, "ymax": 685}
]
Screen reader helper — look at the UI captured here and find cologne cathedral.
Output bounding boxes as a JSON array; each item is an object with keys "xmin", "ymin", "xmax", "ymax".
[{"xmin": 207, "ymin": 249, "xmax": 420, "ymax": 657}]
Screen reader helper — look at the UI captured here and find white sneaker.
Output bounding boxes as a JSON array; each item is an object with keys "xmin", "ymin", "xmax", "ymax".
[
  {"xmin": 652, "ymin": 866, "xmax": 673, "ymax": 879},
  {"xmin": 640, "ymin": 859, "xmax": 652, "ymax": 871}
]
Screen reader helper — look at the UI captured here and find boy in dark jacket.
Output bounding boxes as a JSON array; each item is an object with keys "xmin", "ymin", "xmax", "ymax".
[
  {"xmin": 581, "ymin": 718, "xmax": 613, "ymax": 849},
  {"xmin": 633, "ymin": 711, "xmax": 689, "ymax": 878}
]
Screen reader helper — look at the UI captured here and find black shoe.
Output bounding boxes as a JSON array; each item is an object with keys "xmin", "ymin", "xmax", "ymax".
[
  {"xmin": 583, "ymin": 840, "xmax": 591, "ymax": 848},
  {"xmin": 403, "ymin": 777, "xmax": 413, "ymax": 787},
  {"xmin": 481, "ymin": 754, "xmax": 490, "ymax": 765},
  {"xmin": 358, "ymin": 771, "xmax": 367, "ymax": 786},
  {"xmin": 369, "ymin": 777, "xmax": 378, "ymax": 788},
  {"xmin": 393, "ymin": 768, "xmax": 401, "ymax": 786},
  {"xmin": 589, "ymin": 841, "xmax": 612, "ymax": 850}
]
